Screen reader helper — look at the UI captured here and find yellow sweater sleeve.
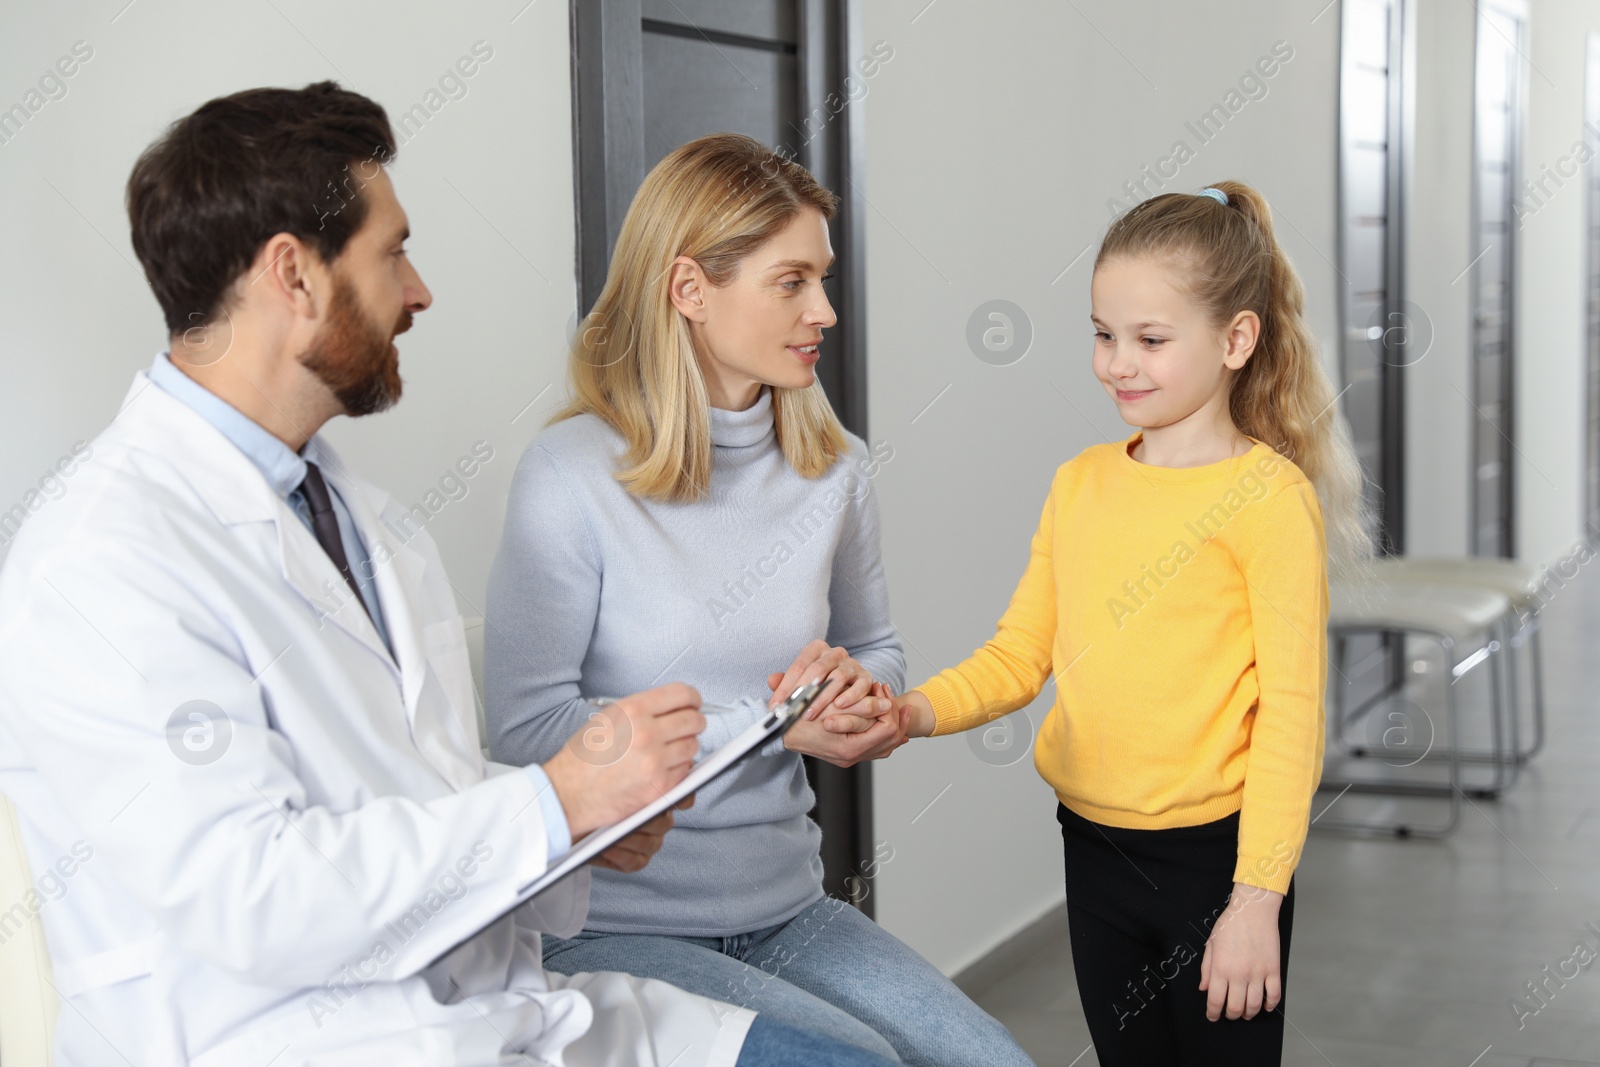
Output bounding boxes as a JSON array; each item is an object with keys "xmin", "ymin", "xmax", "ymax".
[
  {"xmin": 1232, "ymin": 480, "xmax": 1329, "ymax": 894},
  {"xmin": 915, "ymin": 478, "xmax": 1058, "ymax": 735}
]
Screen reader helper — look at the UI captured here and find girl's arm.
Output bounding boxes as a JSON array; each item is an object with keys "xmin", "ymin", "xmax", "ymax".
[
  {"xmin": 907, "ymin": 476, "xmax": 1061, "ymax": 737},
  {"xmin": 1232, "ymin": 479, "xmax": 1329, "ymax": 895},
  {"xmin": 1198, "ymin": 482, "xmax": 1326, "ymax": 1021}
]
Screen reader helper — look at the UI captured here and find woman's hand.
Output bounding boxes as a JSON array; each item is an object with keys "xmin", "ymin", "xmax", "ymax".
[
  {"xmin": 588, "ymin": 793, "xmax": 695, "ymax": 873},
  {"xmin": 767, "ymin": 639, "xmax": 892, "ymax": 720},
  {"xmin": 1198, "ymin": 882, "xmax": 1284, "ymax": 1021}
]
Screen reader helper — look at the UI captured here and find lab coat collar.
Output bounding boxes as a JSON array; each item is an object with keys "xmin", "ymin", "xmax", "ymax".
[
  {"xmin": 113, "ymin": 369, "xmax": 434, "ymax": 716},
  {"xmin": 146, "ymin": 350, "xmax": 307, "ymax": 498},
  {"xmin": 309, "ymin": 446, "xmax": 433, "ymax": 717}
]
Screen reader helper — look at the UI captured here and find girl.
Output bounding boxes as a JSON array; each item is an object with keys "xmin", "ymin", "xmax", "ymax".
[
  {"xmin": 830, "ymin": 181, "xmax": 1369, "ymax": 1065},
  {"xmin": 484, "ymin": 134, "xmax": 1032, "ymax": 1067}
]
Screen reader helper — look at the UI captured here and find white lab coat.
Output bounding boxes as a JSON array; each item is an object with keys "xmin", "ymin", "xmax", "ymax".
[{"xmin": 0, "ymin": 371, "xmax": 754, "ymax": 1066}]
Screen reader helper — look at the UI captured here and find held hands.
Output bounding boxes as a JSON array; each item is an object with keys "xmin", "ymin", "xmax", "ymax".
[
  {"xmin": 783, "ymin": 682, "xmax": 910, "ymax": 766},
  {"xmin": 825, "ymin": 688, "xmax": 937, "ymax": 740},
  {"xmin": 1198, "ymin": 882, "xmax": 1284, "ymax": 1022},
  {"xmin": 767, "ymin": 640, "xmax": 893, "ymax": 719},
  {"xmin": 767, "ymin": 641, "xmax": 908, "ymax": 767}
]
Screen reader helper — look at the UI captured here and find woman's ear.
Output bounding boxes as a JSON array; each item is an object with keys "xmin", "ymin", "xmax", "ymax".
[
  {"xmin": 1223, "ymin": 309, "xmax": 1260, "ymax": 370},
  {"xmin": 667, "ymin": 256, "xmax": 708, "ymax": 323}
]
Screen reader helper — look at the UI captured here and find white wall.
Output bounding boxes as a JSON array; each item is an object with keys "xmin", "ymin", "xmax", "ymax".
[
  {"xmin": 0, "ymin": 0, "xmax": 577, "ymax": 605},
  {"xmin": 858, "ymin": 0, "xmax": 1342, "ymax": 974}
]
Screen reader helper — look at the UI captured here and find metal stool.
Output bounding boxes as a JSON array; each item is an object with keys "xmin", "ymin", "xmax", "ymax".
[
  {"xmin": 1315, "ymin": 580, "xmax": 1511, "ymax": 837},
  {"xmin": 1369, "ymin": 557, "xmax": 1546, "ymax": 763}
]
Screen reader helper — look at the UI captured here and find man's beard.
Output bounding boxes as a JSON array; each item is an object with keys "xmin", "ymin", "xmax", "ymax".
[{"xmin": 299, "ymin": 273, "xmax": 410, "ymax": 416}]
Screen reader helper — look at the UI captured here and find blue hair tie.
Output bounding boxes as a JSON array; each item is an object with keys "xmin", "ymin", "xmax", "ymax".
[{"xmin": 1197, "ymin": 187, "xmax": 1229, "ymax": 205}]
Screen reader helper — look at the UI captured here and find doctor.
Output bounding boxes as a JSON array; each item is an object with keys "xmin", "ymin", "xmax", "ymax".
[{"xmin": 0, "ymin": 82, "xmax": 898, "ymax": 1066}]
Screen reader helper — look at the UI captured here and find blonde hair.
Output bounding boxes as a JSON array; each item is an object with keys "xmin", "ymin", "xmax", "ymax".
[
  {"xmin": 554, "ymin": 133, "xmax": 849, "ymax": 503},
  {"xmin": 1095, "ymin": 180, "xmax": 1375, "ymax": 578}
]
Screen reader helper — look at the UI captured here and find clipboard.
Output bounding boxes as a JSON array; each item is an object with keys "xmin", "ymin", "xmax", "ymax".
[
  {"xmin": 426, "ymin": 679, "xmax": 825, "ymax": 967},
  {"xmin": 517, "ymin": 678, "xmax": 825, "ymax": 899}
]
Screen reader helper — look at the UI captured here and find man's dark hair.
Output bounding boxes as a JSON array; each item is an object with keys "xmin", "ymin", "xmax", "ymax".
[{"xmin": 126, "ymin": 81, "xmax": 396, "ymax": 334}]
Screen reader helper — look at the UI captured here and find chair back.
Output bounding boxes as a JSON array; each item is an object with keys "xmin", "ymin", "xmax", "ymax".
[
  {"xmin": 462, "ymin": 615, "xmax": 489, "ymax": 754},
  {"xmin": 0, "ymin": 790, "xmax": 57, "ymax": 1066}
]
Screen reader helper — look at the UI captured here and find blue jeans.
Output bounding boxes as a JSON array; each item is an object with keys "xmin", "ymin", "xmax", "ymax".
[
  {"xmin": 738, "ymin": 1015, "xmax": 901, "ymax": 1066},
  {"xmin": 543, "ymin": 896, "xmax": 1035, "ymax": 1067}
]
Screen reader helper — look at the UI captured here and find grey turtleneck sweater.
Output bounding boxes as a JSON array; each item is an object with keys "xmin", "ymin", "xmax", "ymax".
[{"xmin": 484, "ymin": 387, "xmax": 905, "ymax": 936}]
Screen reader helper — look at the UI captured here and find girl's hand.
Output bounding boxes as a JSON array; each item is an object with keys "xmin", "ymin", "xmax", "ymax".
[
  {"xmin": 767, "ymin": 639, "xmax": 890, "ymax": 720},
  {"xmin": 818, "ymin": 682, "xmax": 898, "ymax": 735},
  {"xmin": 828, "ymin": 685, "xmax": 937, "ymax": 741},
  {"xmin": 1198, "ymin": 882, "xmax": 1284, "ymax": 1021}
]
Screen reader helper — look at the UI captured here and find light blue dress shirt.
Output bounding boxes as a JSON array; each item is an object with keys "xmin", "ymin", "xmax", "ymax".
[{"xmin": 148, "ymin": 352, "xmax": 569, "ymax": 859}]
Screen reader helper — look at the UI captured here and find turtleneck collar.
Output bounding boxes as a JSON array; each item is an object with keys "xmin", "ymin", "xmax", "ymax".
[{"xmin": 709, "ymin": 386, "xmax": 775, "ymax": 449}]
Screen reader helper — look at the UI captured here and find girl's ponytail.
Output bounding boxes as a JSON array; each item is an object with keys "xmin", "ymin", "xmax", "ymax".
[{"xmin": 1096, "ymin": 181, "xmax": 1375, "ymax": 578}]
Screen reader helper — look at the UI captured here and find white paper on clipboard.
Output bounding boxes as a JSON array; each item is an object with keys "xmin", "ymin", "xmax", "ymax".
[
  {"xmin": 516, "ymin": 678, "xmax": 823, "ymax": 900},
  {"xmin": 425, "ymin": 680, "xmax": 827, "ymax": 968}
]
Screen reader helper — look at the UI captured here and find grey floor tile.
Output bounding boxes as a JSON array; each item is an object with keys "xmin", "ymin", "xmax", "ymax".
[{"xmin": 1282, "ymin": 1033, "xmax": 1530, "ymax": 1066}]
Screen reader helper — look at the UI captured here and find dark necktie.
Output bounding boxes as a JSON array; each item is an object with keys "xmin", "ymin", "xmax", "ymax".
[{"xmin": 298, "ymin": 461, "xmax": 371, "ymax": 620}]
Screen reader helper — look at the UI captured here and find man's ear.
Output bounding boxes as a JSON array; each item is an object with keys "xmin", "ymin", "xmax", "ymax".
[
  {"xmin": 667, "ymin": 256, "xmax": 708, "ymax": 323},
  {"xmin": 250, "ymin": 233, "xmax": 328, "ymax": 322},
  {"xmin": 1223, "ymin": 309, "xmax": 1260, "ymax": 370}
]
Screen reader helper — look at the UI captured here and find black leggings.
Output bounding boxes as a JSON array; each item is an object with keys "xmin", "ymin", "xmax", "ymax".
[{"xmin": 1057, "ymin": 802, "xmax": 1295, "ymax": 1067}]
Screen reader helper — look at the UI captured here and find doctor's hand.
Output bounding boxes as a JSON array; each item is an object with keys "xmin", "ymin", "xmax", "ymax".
[
  {"xmin": 543, "ymin": 683, "xmax": 705, "ymax": 840},
  {"xmin": 590, "ymin": 794, "xmax": 695, "ymax": 873}
]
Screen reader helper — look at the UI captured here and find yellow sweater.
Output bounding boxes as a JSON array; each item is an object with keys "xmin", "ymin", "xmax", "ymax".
[{"xmin": 915, "ymin": 433, "xmax": 1328, "ymax": 895}]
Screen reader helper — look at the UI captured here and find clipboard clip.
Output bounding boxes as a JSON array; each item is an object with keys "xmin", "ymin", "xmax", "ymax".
[{"xmin": 765, "ymin": 677, "xmax": 827, "ymax": 728}]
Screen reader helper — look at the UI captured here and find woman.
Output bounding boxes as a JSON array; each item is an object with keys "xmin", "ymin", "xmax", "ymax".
[{"xmin": 484, "ymin": 134, "xmax": 1032, "ymax": 1066}]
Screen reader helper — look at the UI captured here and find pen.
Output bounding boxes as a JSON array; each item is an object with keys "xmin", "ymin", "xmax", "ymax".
[{"xmin": 584, "ymin": 697, "xmax": 748, "ymax": 715}]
